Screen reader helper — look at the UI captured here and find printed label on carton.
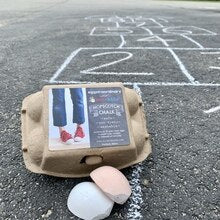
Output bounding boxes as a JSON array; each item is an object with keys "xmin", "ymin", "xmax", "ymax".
[{"xmin": 48, "ymin": 87, "xmax": 130, "ymax": 150}]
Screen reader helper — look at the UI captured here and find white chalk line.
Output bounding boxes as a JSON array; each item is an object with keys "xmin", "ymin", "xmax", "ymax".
[
  {"xmin": 45, "ymin": 80, "xmax": 220, "ymax": 87},
  {"xmin": 49, "ymin": 48, "xmax": 82, "ymax": 83},
  {"xmin": 137, "ymin": 36, "xmax": 173, "ymax": 47},
  {"xmin": 156, "ymin": 36, "xmax": 169, "ymax": 47},
  {"xmin": 90, "ymin": 33, "xmax": 219, "ymax": 36},
  {"xmin": 107, "ymin": 27, "xmax": 133, "ymax": 34},
  {"xmin": 140, "ymin": 27, "xmax": 154, "ymax": 35},
  {"xmin": 115, "ymin": 16, "xmax": 125, "ymax": 23},
  {"xmin": 133, "ymin": 83, "xmax": 142, "ymax": 96},
  {"xmin": 126, "ymin": 16, "xmax": 135, "ymax": 23},
  {"xmin": 80, "ymin": 47, "xmax": 220, "ymax": 51},
  {"xmin": 126, "ymin": 84, "xmax": 144, "ymax": 220},
  {"xmin": 118, "ymin": 35, "xmax": 126, "ymax": 48},
  {"xmin": 81, "ymin": 71, "xmax": 154, "ymax": 76},
  {"xmin": 204, "ymin": 105, "xmax": 220, "ymax": 114},
  {"xmin": 209, "ymin": 66, "xmax": 220, "ymax": 70},
  {"xmin": 126, "ymin": 164, "xmax": 144, "ymax": 220},
  {"xmin": 201, "ymin": 52, "xmax": 220, "ymax": 54},
  {"xmin": 137, "ymin": 36, "xmax": 175, "ymax": 44},
  {"xmin": 190, "ymin": 26, "xmax": 217, "ymax": 35},
  {"xmin": 157, "ymin": 17, "xmax": 169, "ymax": 23},
  {"xmin": 137, "ymin": 36, "xmax": 157, "ymax": 42},
  {"xmin": 136, "ymin": 22, "xmax": 146, "ymax": 27},
  {"xmin": 116, "ymin": 22, "xmax": 120, "ymax": 28},
  {"xmin": 180, "ymin": 34, "xmax": 204, "ymax": 49},
  {"xmin": 162, "ymin": 26, "xmax": 217, "ymax": 35},
  {"xmin": 167, "ymin": 48, "xmax": 197, "ymax": 84},
  {"xmin": 81, "ymin": 51, "xmax": 133, "ymax": 74},
  {"xmin": 89, "ymin": 27, "xmax": 96, "ymax": 36},
  {"xmin": 150, "ymin": 18, "xmax": 164, "ymax": 27}
]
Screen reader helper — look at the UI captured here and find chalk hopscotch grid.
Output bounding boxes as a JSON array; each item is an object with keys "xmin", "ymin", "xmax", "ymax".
[{"xmin": 49, "ymin": 16, "xmax": 220, "ymax": 86}]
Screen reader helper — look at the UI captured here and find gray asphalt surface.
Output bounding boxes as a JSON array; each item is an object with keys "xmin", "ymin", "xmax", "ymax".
[{"xmin": 1, "ymin": 0, "xmax": 220, "ymax": 219}]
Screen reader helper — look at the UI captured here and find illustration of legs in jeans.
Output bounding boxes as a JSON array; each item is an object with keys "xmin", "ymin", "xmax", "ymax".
[{"xmin": 52, "ymin": 88, "xmax": 85, "ymax": 144}]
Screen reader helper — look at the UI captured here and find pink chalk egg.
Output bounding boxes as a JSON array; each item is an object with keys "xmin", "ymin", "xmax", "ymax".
[{"xmin": 90, "ymin": 166, "xmax": 132, "ymax": 204}]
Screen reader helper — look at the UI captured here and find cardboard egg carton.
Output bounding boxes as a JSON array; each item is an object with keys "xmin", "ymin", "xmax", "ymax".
[{"xmin": 21, "ymin": 83, "xmax": 151, "ymax": 177}]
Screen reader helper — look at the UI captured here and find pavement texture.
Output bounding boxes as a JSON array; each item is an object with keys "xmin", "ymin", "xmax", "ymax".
[{"xmin": 0, "ymin": 0, "xmax": 220, "ymax": 219}]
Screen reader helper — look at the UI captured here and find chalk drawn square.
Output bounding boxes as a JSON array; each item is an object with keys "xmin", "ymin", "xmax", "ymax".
[
  {"xmin": 90, "ymin": 26, "xmax": 153, "ymax": 36},
  {"xmin": 90, "ymin": 26, "xmax": 217, "ymax": 37},
  {"xmin": 147, "ymin": 26, "xmax": 217, "ymax": 36},
  {"xmin": 123, "ymin": 35, "xmax": 205, "ymax": 48},
  {"xmin": 174, "ymin": 50, "xmax": 220, "ymax": 84},
  {"xmin": 51, "ymin": 48, "xmax": 192, "ymax": 83}
]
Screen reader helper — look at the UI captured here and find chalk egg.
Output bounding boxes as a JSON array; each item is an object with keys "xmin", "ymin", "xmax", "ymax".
[
  {"xmin": 67, "ymin": 182, "xmax": 114, "ymax": 220},
  {"xmin": 90, "ymin": 166, "xmax": 131, "ymax": 204}
]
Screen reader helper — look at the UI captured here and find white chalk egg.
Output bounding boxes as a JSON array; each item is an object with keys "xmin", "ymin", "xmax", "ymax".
[{"xmin": 67, "ymin": 182, "xmax": 114, "ymax": 220}]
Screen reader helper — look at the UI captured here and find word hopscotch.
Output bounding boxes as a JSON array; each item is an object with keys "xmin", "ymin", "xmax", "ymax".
[{"xmin": 49, "ymin": 15, "xmax": 220, "ymax": 87}]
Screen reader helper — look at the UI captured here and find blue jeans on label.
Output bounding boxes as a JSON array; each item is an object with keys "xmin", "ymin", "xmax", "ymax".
[{"xmin": 52, "ymin": 88, "xmax": 85, "ymax": 127}]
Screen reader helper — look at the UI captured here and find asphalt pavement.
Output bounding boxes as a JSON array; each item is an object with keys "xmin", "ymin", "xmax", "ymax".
[{"xmin": 0, "ymin": 0, "xmax": 220, "ymax": 219}]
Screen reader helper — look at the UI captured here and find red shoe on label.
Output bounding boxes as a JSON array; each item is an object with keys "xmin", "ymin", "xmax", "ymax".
[
  {"xmin": 74, "ymin": 127, "xmax": 85, "ymax": 142},
  {"xmin": 60, "ymin": 130, "xmax": 72, "ymax": 144}
]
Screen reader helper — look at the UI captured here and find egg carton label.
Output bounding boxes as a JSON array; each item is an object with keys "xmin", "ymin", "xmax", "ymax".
[
  {"xmin": 87, "ymin": 87, "xmax": 130, "ymax": 148},
  {"xmin": 48, "ymin": 87, "xmax": 130, "ymax": 150}
]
